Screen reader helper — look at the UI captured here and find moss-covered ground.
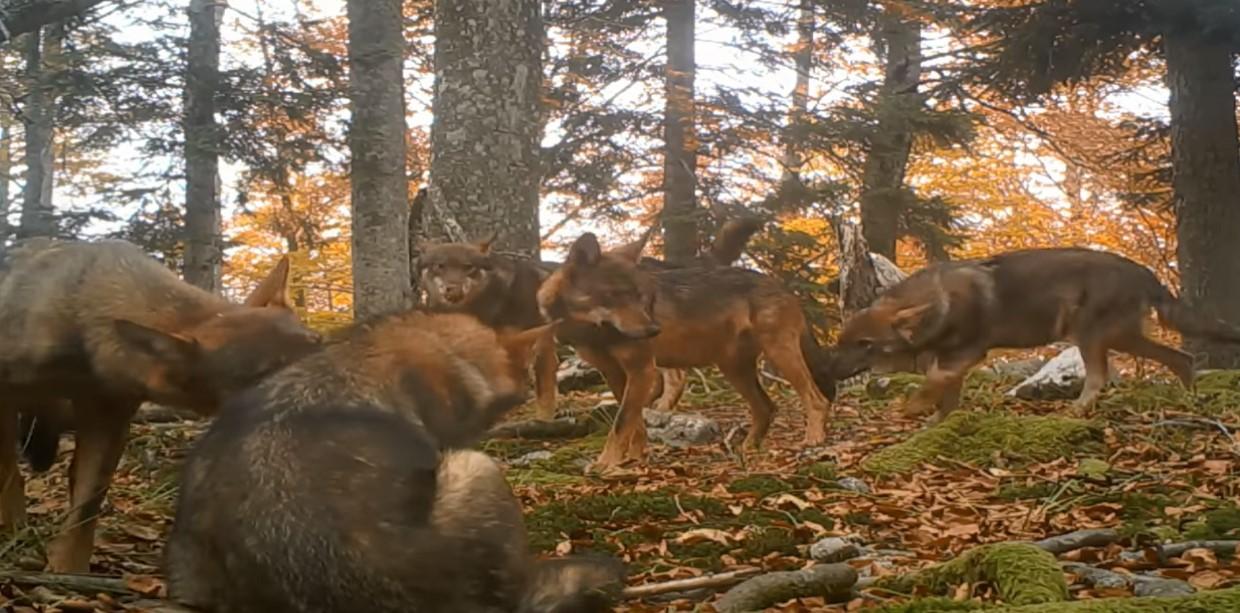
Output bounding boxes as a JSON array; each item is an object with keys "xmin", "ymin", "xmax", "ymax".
[{"xmin": 3, "ymin": 364, "xmax": 1239, "ymax": 611}]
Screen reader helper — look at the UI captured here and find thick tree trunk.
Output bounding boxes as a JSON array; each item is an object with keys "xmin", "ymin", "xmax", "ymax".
[
  {"xmin": 347, "ymin": 0, "xmax": 412, "ymax": 319},
  {"xmin": 182, "ymin": 0, "xmax": 223, "ymax": 291},
  {"xmin": 780, "ymin": 0, "xmax": 813, "ymax": 192},
  {"xmin": 661, "ymin": 0, "xmax": 698, "ymax": 263},
  {"xmin": 858, "ymin": 10, "xmax": 922, "ymax": 264},
  {"xmin": 18, "ymin": 26, "xmax": 59, "ymax": 240},
  {"xmin": 426, "ymin": 0, "xmax": 543, "ymax": 257},
  {"xmin": 1164, "ymin": 33, "xmax": 1240, "ymax": 368},
  {"xmin": 0, "ymin": 0, "xmax": 108, "ymax": 44}
]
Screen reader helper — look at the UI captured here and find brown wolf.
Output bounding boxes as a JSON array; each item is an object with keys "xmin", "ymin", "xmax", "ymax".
[
  {"xmin": 417, "ymin": 233, "xmax": 562, "ymax": 420},
  {"xmin": 830, "ymin": 246, "xmax": 1240, "ymax": 422},
  {"xmin": 164, "ymin": 311, "xmax": 625, "ymax": 613},
  {"xmin": 0, "ymin": 238, "xmax": 320, "ymax": 572},
  {"xmin": 537, "ymin": 230, "xmax": 837, "ymax": 468}
]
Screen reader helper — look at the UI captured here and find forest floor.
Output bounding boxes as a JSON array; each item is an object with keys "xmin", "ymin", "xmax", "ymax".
[{"xmin": 2, "ymin": 362, "xmax": 1239, "ymax": 611}]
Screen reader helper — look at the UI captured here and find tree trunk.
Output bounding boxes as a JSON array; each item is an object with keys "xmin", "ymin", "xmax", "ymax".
[
  {"xmin": 779, "ymin": 0, "xmax": 813, "ymax": 193},
  {"xmin": 1164, "ymin": 32, "xmax": 1240, "ymax": 368},
  {"xmin": 425, "ymin": 0, "xmax": 544, "ymax": 257},
  {"xmin": 661, "ymin": 0, "xmax": 698, "ymax": 264},
  {"xmin": 183, "ymin": 0, "xmax": 223, "ymax": 291},
  {"xmin": 0, "ymin": 0, "xmax": 108, "ymax": 44},
  {"xmin": 0, "ymin": 108, "xmax": 12, "ymax": 245},
  {"xmin": 858, "ymin": 9, "xmax": 922, "ymax": 265},
  {"xmin": 347, "ymin": 0, "xmax": 412, "ymax": 319},
  {"xmin": 18, "ymin": 26, "xmax": 59, "ymax": 240}
]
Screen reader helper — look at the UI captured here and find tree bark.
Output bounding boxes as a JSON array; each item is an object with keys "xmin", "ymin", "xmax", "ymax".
[
  {"xmin": 347, "ymin": 0, "xmax": 412, "ymax": 319},
  {"xmin": 858, "ymin": 9, "xmax": 922, "ymax": 265},
  {"xmin": 1164, "ymin": 32, "xmax": 1240, "ymax": 368},
  {"xmin": 779, "ymin": 0, "xmax": 813, "ymax": 192},
  {"xmin": 426, "ymin": 0, "xmax": 544, "ymax": 257},
  {"xmin": 0, "ymin": 0, "xmax": 108, "ymax": 44},
  {"xmin": 661, "ymin": 0, "xmax": 698, "ymax": 264},
  {"xmin": 0, "ymin": 106, "xmax": 12, "ymax": 244},
  {"xmin": 182, "ymin": 0, "xmax": 223, "ymax": 291},
  {"xmin": 18, "ymin": 26, "xmax": 59, "ymax": 240}
]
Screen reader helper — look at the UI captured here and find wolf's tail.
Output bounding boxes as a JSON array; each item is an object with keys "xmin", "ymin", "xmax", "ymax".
[
  {"xmin": 520, "ymin": 555, "xmax": 626, "ymax": 613},
  {"xmin": 1150, "ymin": 284, "xmax": 1240, "ymax": 344},
  {"xmin": 18, "ymin": 405, "xmax": 71, "ymax": 472},
  {"xmin": 708, "ymin": 217, "xmax": 764, "ymax": 266},
  {"xmin": 799, "ymin": 328, "xmax": 839, "ymax": 402}
]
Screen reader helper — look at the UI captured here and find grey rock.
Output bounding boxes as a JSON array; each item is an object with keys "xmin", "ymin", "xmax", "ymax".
[
  {"xmin": 509, "ymin": 450, "xmax": 553, "ymax": 467},
  {"xmin": 645, "ymin": 409, "xmax": 721, "ymax": 447},
  {"xmin": 1008, "ymin": 346, "xmax": 1118, "ymax": 400},
  {"xmin": 1062, "ymin": 563, "xmax": 1130, "ymax": 590},
  {"xmin": 1131, "ymin": 575, "xmax": 1195, "ymax": 597},
  {"xmin": 810, "ymin": 537, "xmax": 861, "ymax": 563},
  {"xmin": 556, "ymin": 355, "xmax": 604, "ymax": 391},
  {"xmin": 836, "ymin": 477, "xmax": 871, "ymax": 494}
]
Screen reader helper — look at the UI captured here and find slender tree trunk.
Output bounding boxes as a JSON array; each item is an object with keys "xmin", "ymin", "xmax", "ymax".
[
  {"xmin": 0, "ymin": 109, "xmax": 12, "ymax": 244},
  {"xmin": 661, "ymin": 0, "xmax": 698, "ymax": 263},
  {"xmin": 18, "ymin": 26, "xmax": 59, "ymax": 240},
  {"xmin": 0, "ymin": 0, "xmax": 108, "ymax": 44},
  {"xmin": 1164, "ymin": 32, "xmax": 1240, "ymax": 368},
  {"xmin": 425, "ymin": 0, "xmax": 543, "ymax": 257},
  {"xmin": 858, "ymin": 9, "xmax": 922, "ymax": 264},
  {"xmin": 183, "ymin": 0, "xmax": 223, "ymax": 291},
  {"xmin": 780, "ymin": 0, "xmax": 813, "ymax": 193},
  {"xmin": 347, "ymin": 0, "xmax": 412, "ymax": 318}
]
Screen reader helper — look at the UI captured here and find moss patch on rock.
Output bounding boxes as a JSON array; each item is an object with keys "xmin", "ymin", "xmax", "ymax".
[
  {"xmin": 876, "ymin": 587, "xmax": 1240, "ymax": 612},
  {"xmin": 861, "ymin": 411, "xmax": 1103, "ymax": 475},
  {"xmin": 1098, "ymin": 370, "xmax": 1240, "ymax": 417},
  {"xmin": 875, "ymin": 543, "xmax": 1069, "ymax": 606}
]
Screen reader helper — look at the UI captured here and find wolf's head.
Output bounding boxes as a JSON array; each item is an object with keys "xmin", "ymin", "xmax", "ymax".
[
  {"xmin": 111, "ymin": 256, "xmax": 321, "ymax": 413},
  {"xmin": 418, "ymin": 234, "xmax": 508, "ymax": 309},
  {"xmin": 537, "ymin": 231, "xmax": 661, "ymax": 340},
  {"xmin": 831, "ymin": 301, "xmax": 935, "ymax": 380}
]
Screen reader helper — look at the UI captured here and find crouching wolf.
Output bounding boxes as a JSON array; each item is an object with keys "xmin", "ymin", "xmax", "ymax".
[
  {"xmin": 537, "ymin": 230, "xmax": 837, "ymax": 468},
  {"xmin": 0, "ymin": 238, "xmax": 320, "ymax": 572},
  {"xmin": 830, "ymin": 247, "xmax": 1240, "ymax": 421},
  {"xmin": 164, "ymin": 311, "xmax": 626, "ymax": 613}
]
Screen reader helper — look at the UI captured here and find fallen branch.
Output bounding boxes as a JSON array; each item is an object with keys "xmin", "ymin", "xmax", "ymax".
[
  {"xmin": 714, "ymin": 563, "xmax": 857, "ymax": 613},
  {"xmin": 621, "ymin": 568, "xmax": 762, "ymax": 600},
  {"xmin": 0, "ymin": 571, "xmax": 129, "ymax": 595},
  {"xmin": 1033, "ymin": 528, "xmax": 1122, "ymax": 556},
  {"xmin": 1157, "ymin": 540, "xmax": 1240, "ymax": 561},
  {"xmin": 485, "ymin": 417, "xmax": 596, "ymax": 441}
]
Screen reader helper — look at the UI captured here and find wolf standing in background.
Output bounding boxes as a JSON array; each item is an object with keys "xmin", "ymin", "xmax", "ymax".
[
  {"xmin": 538, "ymin": 229, "xmax": 837, "ymax": 468},
  {"xmin": 0, "ymin": 238, "xmax": 320, "ymax": 572},
  {"xmin": 165, "ymin": 311, "xmax": 625, "ymax": 613},
  {"xmin": 417, "ymin": 233, "xmax": 563, "ymax": 420},
  {"xmin": 830, "ymin": 247, "xmax": 1240, "ymax": 422}
]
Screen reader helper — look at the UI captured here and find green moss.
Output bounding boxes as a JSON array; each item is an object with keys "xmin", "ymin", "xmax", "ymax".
[
  {"xmin": 861, "ymin": 411, "xmax": 1103, "ymax": 476},
  {"xmin": 864, "ymin": 373, "xmax": 929, "ymax": 402},
  {"xmin": 1098, "ymin": 370, "xmax": 1240, "ymax": 417},
  {"xmin": 876, "ymin": 588, "xmax": 1240, "ymax": 612},
  {"xmin": 727, "ymin": 474, "xmax": 799, "ymax": 497},
  {"xmin": 506, "ymin": 468, "xmax": 585, "ymax": 486},
  {"xmin": 995, "ymin": 481, "xmax": 1064, "ymax": 502},
  {"xmin": 524, "ymin": 488, "xmax": 728, "ymax": 553},
  {"xmin": 796, "ymin": 462, "xmax": 839, "ymax": 482},
  {"xmin": 876, "ymin": 599, "xmax": 987, "ymax": 613},
  {"xmin": 1183, "ymin": 504, "xmax": 1240, "ymax": 542},
  {"xmin": 875, "ymin": 543, "xmax": 1068, "ymax": 606}
]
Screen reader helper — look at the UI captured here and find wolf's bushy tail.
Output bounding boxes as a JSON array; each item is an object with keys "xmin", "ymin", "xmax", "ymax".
[
  {"xmin": 799, "ymin": 328, "xmax": 838, "ymax": 402},
  {"xmin": 708, "ymin": 217, "xmax": 764, "ymax": 266},
  {"xmin": 1151, "ymin": 285, "xmax": 1240, "ymax": 344}
]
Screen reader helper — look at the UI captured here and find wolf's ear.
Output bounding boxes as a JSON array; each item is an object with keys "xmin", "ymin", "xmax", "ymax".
[
  {"xmin": 566, "ymin": 233, "xmax": 602, "ymax": 268},
  {"xmin": 244, "ymin": 255, "xmax": 291, "ymax": 309},
  {"xmin": 113, "ymin": 320, "xmax": 201, "ymax": 366},
  {"xmin": 891, "ymin": 303, "xmax": 934, "ymax": 343},
  {"xmin": 500, "ymin": 322, "xmax": 557, "ymax": 371},
  {"xmin": 608, "ymin": 226, "xmax": 654, "ymax": 263},
  {"xmin": 476, "ymin": 231, "xmax": 499, "ymax": 255}
]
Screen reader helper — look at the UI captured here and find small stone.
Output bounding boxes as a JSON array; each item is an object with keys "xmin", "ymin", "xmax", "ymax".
[
  {"xmin": 645, "ymin": 409, "xmax": 721, "ymax": 447},
  {"xmin": 509, "ymin": 450, "xmax": 553, "ymax": 467},
  {"xmin": 810, "ymin": 537, "xmax": 861, "ymax": 563},
  {"xmin": 836, "ymin": 477, "xmax": 871, "ymax": 494},
  {"xmin": 1131, "ymin": 575, "xmax": 1195, "ymax": 597}
]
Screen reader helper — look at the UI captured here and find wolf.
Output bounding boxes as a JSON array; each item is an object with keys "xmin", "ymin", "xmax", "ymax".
[
  {"xmin": 537, "ymin": 229, "xmax": 837, "ymax": 468},
  {"xmin": 164, "ymin": 311, "xmax": 625, "ymax": 613},
  {"xmin": 829, "ymin": 246, "xmax": 1240, "ymax": 422},
  {"xmin": 0, "ymin": 238, "xmax": 321, "ymax": 572},
  {"xmin": 417, "ymin": 217, "xmax": 766, "ymax": 420}
]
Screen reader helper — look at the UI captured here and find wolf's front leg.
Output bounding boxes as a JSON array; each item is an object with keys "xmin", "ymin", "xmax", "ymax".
[{"xmin": 0, "ymin": 408, "xmax": 26, "ymax": 528}]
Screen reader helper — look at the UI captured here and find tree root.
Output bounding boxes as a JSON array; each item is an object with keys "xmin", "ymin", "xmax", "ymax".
[{"xmin": 714, "ymin": 563, "xmax": 857, "ymax": 613}]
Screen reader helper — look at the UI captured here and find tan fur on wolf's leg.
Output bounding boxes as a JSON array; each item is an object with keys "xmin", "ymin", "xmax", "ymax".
[
  {"xmin": 932, "ymin": 377, "xmax": 966, "ymax": 424},
  {"xmin": 717, "ymin": 354, "xmax": 777, "ymax": 450},
  {"xmin": 0, "ymin": 409, "xmax": 26, "ymax": 528},
  {"xmin": 759, "ymin": 337, "xmax": 830, "ymax": 447},
  {"xmin": 575, "ymin": 347, "xmax": 644, "ymax": 468},
  {"xmin": 532, "ymin": 333, "xmax": 561, "ymax": 421},
  {"xmin": 1115, "ymin": 334, "xmax": 1195, "ymax": 390},
  {"xmin": 905, "ymin": 353, "xmax": 984, "ymax": 421},
  {"xmin": 652, "ymin": 369, "xmax": 687, "ymax": 413},
  {"xmin": 45, "ymin": 397, "xmax": 137, "ymax": 573},
  {"xmin": 1074, "ymin": 342, "xmax": 1111, "ymax": 410}
]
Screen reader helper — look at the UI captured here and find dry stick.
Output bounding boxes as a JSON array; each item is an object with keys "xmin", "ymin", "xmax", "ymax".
[
  {"xmin": 1032, "ymin": 528, "xmax": 1123, "ymax": 556},
  {"xmin": 621, "ymin": 568, "xmax": 763, "ymax": 600},
  {"xmin": 0, "ymin": 571, "xmax": 130, "ymax": 595},
  {"xmin": 484, "ymin": 417, "xmax": 595, "ymax": 441},
  {"xmin": 1157, "ymin": 540, "xmax": 1240, "ymax": 560}
]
